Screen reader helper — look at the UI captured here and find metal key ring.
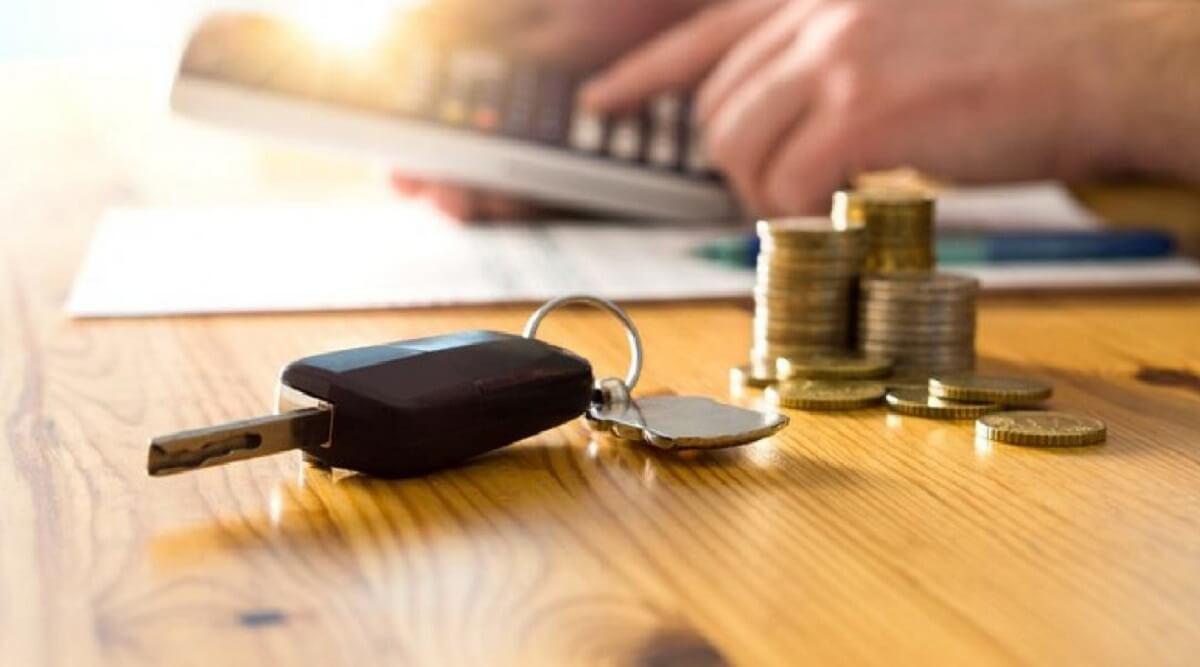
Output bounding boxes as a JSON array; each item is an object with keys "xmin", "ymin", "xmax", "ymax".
[{"xmin": 523, "ymin": 295, "xmax": 643, "ymax": 391}]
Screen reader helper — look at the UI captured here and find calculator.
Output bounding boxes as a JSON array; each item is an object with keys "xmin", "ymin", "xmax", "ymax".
[{"xmin": 170, "ymin": 12, "xmax": 739, "ymax": 221}]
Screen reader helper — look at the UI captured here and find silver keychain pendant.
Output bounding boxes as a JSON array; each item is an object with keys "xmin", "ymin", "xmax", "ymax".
[{"xmin": 525, "ymin": 296, "xmax": 789, "ymax": 450}]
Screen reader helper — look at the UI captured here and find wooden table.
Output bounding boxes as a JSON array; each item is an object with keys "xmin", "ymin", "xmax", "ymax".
[{"xmin": 5, "ymin": 64, "xmax": 1200, "ymax": 667}]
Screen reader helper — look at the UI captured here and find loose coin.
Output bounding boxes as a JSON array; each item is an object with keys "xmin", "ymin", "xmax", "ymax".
[
  {"xmin": 885, "ymin": 388, "xmax": 999, "ymax": 419},
  {"xmin": 929, "ymin": 374, "xmax": 1053, "ymax": 406},
  {"xmin": 777, "ymin": 353, "xmax": 893, "ymax": 380},
  {"xmin": 730, "ymin": 362, "xmax": 777, "ymax": 389},
  {"xmin": 976, "ymin": 411, "xmax": 1105, "ymax": 446},
  {"xmin": 767, "ymin": 380, "xmax": 886, "ymax": 410}
]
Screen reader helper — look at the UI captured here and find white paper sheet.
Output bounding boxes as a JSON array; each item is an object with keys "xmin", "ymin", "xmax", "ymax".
[
  {"xmin": 66, "ymin": 204, "xmax": 755, "ymax": 317},
  {"xmin": 67, "ymin": 203, "xmax": 1200, "ymax": 318},
  {"xmin": 936, "ymin": 182, "xmax": 1101, "ymax": 231}
]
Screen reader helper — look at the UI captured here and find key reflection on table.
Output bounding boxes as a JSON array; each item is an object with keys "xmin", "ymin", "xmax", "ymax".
[{"xmin": 147, "ymin": 430, "xmax": 790, "ymax": 572}]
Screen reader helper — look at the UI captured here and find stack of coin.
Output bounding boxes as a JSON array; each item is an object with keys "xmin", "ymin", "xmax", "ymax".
[
  {"xmin": 884, "ymin": 374, "xmax": 1055, "ymax": 420},
  {"xmin": 858, "ymin": 272, "xmax": 978, "ymax": 375},
  {"xmin": 752, "ymin": 218, "xmax": 867, "ymax": 370},
  {"xmin": 832, "ymin": 190, "xmax": 935, "ymax": 272}
]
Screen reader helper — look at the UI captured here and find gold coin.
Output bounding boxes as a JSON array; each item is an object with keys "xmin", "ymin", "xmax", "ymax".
[
  {"xmin": 767, "ymin": 380, "xmax": 886, "ymax": 410},
  {"xmin": 861, "ymin": 272, "xmax": 979, "ymax": 294},
  {"xmin": 858, "ymin": 308, "xmax": 975, "ymax": 324},
  {"xmin": 976, "ymin": 411, "xmax": 1106, "ymax": 446},
  {"xmin": 886, "ymin": 373, "xmax": 933, "ymax": 392},
  {"xmin": 929, "ymin": 374, "xmax": 1052, "ymax": 406},
  {"xmin": 858, "ymin": 327, "xmax": 976, "ymax": 341},
  {"xmin": 832, "ymin": 191, "xmax": 935, "ymax": 224},
  {"xmin": 858, "ymin": 344, "xmax": 975, "ymax": 360},
  {"xmin": 866, "ymin": 258, "xmax": 936, "ymax": 272},
  {"xmin": 885, "ymin": 388, "xmax": 998, "ymax": 419},
  {"xmin": 730, "ymin": 362, "xmax": 777, "ymax": 389},
  {"xmin": 760, "ymin": 263, "xmax": 863, "ymax": 276},
  {"xmin": 754, "ymin": 341, "xmax": 846, "ymax": 355},
  {"xmin": 755, "ymin": 320, "xmax": 850, "ymax": 336},
  {"xmin": 758, "ymin": 216, "xmax": 864, "ymax": 236},
  {"xmin": 777, "ymin": 353, "xmax": 893, "ymax": 380}
]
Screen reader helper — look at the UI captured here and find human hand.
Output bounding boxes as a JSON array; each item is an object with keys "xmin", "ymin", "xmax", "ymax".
[
  {"xmin": 395, "ymin": 0, "xmax": 716, "ymax": 220},
  {"xmin": 582, "ymin": 0, "xmax": 1124, "ymax": 215},
  {"xmin": 414, "ymin": 0, "xmax": 716, "ymax": 68}
]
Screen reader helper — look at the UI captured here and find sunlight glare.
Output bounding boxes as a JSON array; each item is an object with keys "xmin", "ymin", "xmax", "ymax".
[{"xmin": 290, "ymin": 0, "xmax": 418, "ymax": 54}]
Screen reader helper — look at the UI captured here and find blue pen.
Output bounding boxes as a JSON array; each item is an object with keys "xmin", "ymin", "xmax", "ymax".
[
  {"xmin": 936, "ymin": 230, "xmax": 1175, "ymax": 264},
  {"xmin": 695, "ymin": 229, "xmax": 1175, "ymax": 268}
]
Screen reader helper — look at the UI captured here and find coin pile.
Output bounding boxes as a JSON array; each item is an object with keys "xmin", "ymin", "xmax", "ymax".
[
  {"xmin": 884, "ymin": 374, "xmax": 1053, "ymax": 420},
  {"xmin": 858, "ymin": 272, "xmax": 978, "ymax": 376},
  {"xmin": 752, "ymin": 218, "xmax": 867, "ymax": 372},
  {"xmin": 833, "ymin": 191, "xmax": 935, "ymax": 272},
  {"xmin": 726, "ymin": 192, "xmax": 1109, "ymax": 446}
]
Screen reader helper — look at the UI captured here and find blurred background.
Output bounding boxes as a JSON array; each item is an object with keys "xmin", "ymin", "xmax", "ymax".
[
  {"xmin": 2, "ymin": 0, "xmax": 199, "ymax": 59},
  {"xmin": 3, "ymin": 0, "xmax": 1197, "ymax": 252},
  {"xmin": 0, "ymin": 0, "xmax": 412, "ymax": 209}
]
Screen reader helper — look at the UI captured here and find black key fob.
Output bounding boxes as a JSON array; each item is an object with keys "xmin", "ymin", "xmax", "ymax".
[{"xmin": 278, "ymin": 330, "xmax": 594, "ymax": 477}]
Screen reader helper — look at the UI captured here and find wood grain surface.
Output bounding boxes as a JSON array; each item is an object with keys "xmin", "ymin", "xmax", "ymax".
[{"xmin": 4, "ymin": 63, "xmax": 1200, "ymax": 667}]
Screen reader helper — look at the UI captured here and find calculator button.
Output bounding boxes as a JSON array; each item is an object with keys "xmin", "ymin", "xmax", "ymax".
[
  {"xmin": 441, "ymin": 50, "xmax": 490, "ymax": 125},
  {"xmin": 440, "ymin": 99, "xmax": 468, "ymax": 125},
  {"xmin": 503, "ymin": 63, "xmax": 539, "ymax": 137},
  {"xmin": 532, "ymin": 69, "xmax": 573, "ymax": 144},
  {"xmin": 473, "ymin": 105, "xmax": 500, "ymax": 131},
  {"xmin": 652, "ymin": 94, "xmax": 681, "ymax": 124},
  {"xmin": 648, "ymin": 131, "xmax": 678, "ymax": 168},
  {"xmin": 469, "ymin": 61, "xmax": 507, "ymax": 131},
  {"xmin": 686, "ymin": 131, "xmax": 712, "ymax": 174},
  {"xmin": 568, "ymin": 109, "xmax": 605, "ymax": 152},
  {"xmin": 648, "ymin": 94, "xmax": 682, "ymax": 168},
  {"xmin": 608, "ymin": 115, "xmax": 643, "ymax": 161},
  {"xmin": 389, "ymin": 48, "xmax": 440, "ymax": 117}
]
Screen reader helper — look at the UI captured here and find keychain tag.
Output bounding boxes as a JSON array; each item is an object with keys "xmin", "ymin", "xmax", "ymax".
[{"xmin": 524, "ymin": 296, "xmax": 789, "ymax": 450}]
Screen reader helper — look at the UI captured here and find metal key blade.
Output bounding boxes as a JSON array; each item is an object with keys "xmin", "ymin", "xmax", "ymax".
[{"xmin": 147, "ymin": 408, "xmax": 332, "ymax": 476}]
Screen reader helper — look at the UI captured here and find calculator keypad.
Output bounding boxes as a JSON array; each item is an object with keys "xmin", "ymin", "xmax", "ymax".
[{"xmin": 180, "ymin": 14, "xmax": 719, "ymax": 180}]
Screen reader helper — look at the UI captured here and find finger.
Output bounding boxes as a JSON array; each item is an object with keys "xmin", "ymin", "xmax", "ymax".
[
  {"xmin": 695, "ymin": 2, "xmax": 808, "ymax": 125},
  {"xmin": 478, "ymin": 192, "xmax": 540, "ymax": 220},
  {"xmin": 759, "ymin": 108, "xmax": 850, "ymax": 215},
  {"xmin": 390, "ymin": 172, "xmax": 424, "ymax": 196},
  {"xmin": 705, "ymin": 51, "xmax": 816, "ymax": 215},
  {"xmin": 424, "ymin": 183, "xmax": 476, "ymax": 220},
  {"xmin": 579, "ymin": 0, "xmax": 784, "ymax": 113}
]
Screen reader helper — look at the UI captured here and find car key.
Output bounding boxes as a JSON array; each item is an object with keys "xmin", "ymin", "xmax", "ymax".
[
  {"xmin": 148, "ymin": 330, "xmax": 593, "ymax": 478},
  {"xmin": 148, "ymin": 296, "xmax": 788, "ymax": 479}
]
